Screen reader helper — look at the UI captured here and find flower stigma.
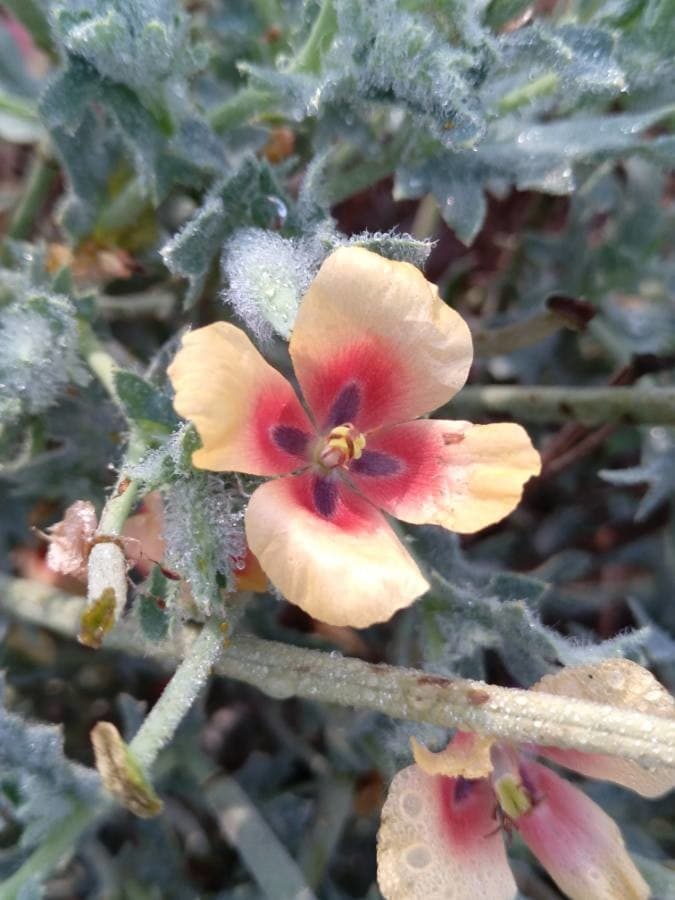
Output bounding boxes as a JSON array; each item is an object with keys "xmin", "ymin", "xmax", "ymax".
[
  {"xmin": 316, "ymin": 423, "xmax": 366, "ymax": 470},
  {"xmin": 493, "ymin": 772, "xmax": 533, "ymax": 819}
]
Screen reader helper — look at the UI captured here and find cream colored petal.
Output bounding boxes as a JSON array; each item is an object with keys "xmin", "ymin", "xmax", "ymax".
[
  {"xmin": 349, "ymin": 420, "xmax": 541, "ymax": 533},
  {"xmin": 289, "ymin": 246, "xmax": 473, "ymax": 431},
  {"xmin": 534, "ymin": 660, "xmax": 675, "ymax": 798},
  {"xmin": 411, "ymin": 732, "xmax": 494, "ymax": 780},
  {"xmin": 377, "ymin": 766, "xmax": 517, "ymax": 900},
  {"xmin": 244, "ymin": 474, "xmax": 428, "ymax": 627},
  {"xmin": 168, "ymin": 322, "xmax": 313, "ymax": 475}
]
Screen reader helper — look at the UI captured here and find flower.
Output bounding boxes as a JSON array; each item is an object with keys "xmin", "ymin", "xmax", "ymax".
[
  {"xmin": 377, "ymin": 659, "xmax": 675, "ymax": 900},
  {"xmin": 168, "ymin": 247, "xmax": 540, "ymax": 627}
]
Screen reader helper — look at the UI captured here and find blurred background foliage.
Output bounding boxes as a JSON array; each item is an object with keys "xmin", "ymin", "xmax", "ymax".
[{"xmin": 0, "ymin": 0, "xmax": 674, "ymax": 897}]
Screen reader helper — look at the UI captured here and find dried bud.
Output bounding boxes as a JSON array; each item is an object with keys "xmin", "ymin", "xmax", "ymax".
[
  {"xmin": 91, "ymin": 721, "xmax": 163, "ymax": 818},
  {"xmin": 44, "ymin": 500, "xmax": 98, "ymax": 580}
]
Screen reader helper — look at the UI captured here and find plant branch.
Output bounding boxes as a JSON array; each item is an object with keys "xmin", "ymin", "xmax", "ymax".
[
  {"xmin": 3, "ymin": 578, "xmax": 675, "ymax": 772},
  {"xmin": 0, "ymin": 606, "xmax": 226, "ymax": 897},
  {"xmin": 471, "ymin": 297, "xmax": 594, "ymax": 357},
  {"xmin": 4, "ymin": 145, "xmax": 58, "ymax": 242},
  {"xmin": 0, "ymin": 803, "xmax": 99, "ymax": 900},
  {"xmin": 443, "ymin": 385, "xmax": 675, "ymax": 425},
  {"xmin": 291, "ymin": 0, "xmax": 336, "ymax": 74},
  {"xmin": 77, "ymin": 324, "xmax": 145, "ymax": 627},
  {"xmin": 129, "ymin": 618, "xmax": 224, "ymax": 769}
]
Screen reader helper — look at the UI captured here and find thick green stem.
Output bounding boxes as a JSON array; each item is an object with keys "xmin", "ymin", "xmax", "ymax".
[
  {"xmin": 4, "ymin": 578, "xmax": 675, "ymax": 772},
  {"xmin": 209, "ymin": 86, "xmax": 277, "ymax": 133},
  {"xmin": 94, "ymin": 179, "xmax": 148, "ymax": 238},
  {"xmin": 78, "ymin": 321, "xmax": 120, "ymax": 403},
  {"xmin": 129, "ymin": 619, "xmax": 224, "ymax": 770},
  {"xmin": 443, "ymin": 385, "xmax": 675, "ymax": 425},
  {"xmin": 291, "ymin": 0, "xmax": 336, "ymax": 74},
  {"xmin": 4, "ymin": 147, "xmax": 58, "ymax": 241}
]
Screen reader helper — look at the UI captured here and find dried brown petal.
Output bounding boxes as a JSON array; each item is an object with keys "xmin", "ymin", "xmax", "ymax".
[
  {"xmin": 91, "ymin": 721, "xmax": 163, "ymax": 818},
  {"xmin": 45, "ymin": 500, "xmax": 98, "ymax": 580}
]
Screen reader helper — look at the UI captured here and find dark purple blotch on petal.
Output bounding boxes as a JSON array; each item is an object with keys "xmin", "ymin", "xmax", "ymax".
[
  {"xmin": 271, "ymin": 425, "xmax": 309, "ymax": 457},
  {"xmin": 350, "ymin": 449, "xmax": 402, "ymax": 476},
  {"xmin": 312, "ymin": 476, "xmax": 339, "ymax": 518},
  {"xmin": 453, "ymin": 777, "xmax": 476, "ymax": 803},
  {"xmin": 326, "ymin": 382, "xmax": 361, "ymax": 428}
]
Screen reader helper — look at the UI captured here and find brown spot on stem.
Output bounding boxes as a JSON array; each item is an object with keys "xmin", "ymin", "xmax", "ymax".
[
  {"xmin": 417, "ymin": 674, "xmax": 453, "ymax": 688},
  {"xmin": 116, "ymin": 477, "xmax": 131, "ymax": 496},
  {"xmin": 467, "ymin": 689, "xmax": 490, "ymax": 706}
]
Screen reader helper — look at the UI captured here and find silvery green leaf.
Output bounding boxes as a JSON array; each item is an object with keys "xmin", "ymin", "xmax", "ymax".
[
  {"xmin": 48, "ymin": 0, "xmax": 204, "ymax": 112},
  {"xmin": 0, "ymin": 676, "xmax": 100, "ymax": 849},
  {"xmin": 493, "ymin": 24, "xmax": 626, "ymax": 108},
  {"xmin": 162, "ymin": 157, "xmax": 291, "ymax": 309},
  {"xmin": 161, "ymin": 195, "xmax": 227, "ymax": 308},
  {"xmin": 330, "ymin": 0, "xmax": 487, "ymax": 148},
  {"xmin": 0, "ymin": 284, "xmax": 86, "ymax": 422},
  {"xmin": 162, "ymin": 472, "xmax": 246, "ymax": 614},
  {"xmin": 136, "ymin": 565, "xmax": 176, "ymax": 641},
  {"xmin": 114, "ymin": 370, "xmax": 177, "ymax": 441},
  {"xmin": 342, "ymin": 230, "xmax": 435, "ymax": 268},
  {"xmin": 49, "ymin": 109, "xmax": 122, "ymax": 238},
  {"xmin": 417, "ymin": 529, "xmax": 649, "ymax": 684},
  {"xmin": 600, "ymin": 427, "xmax": 675, "ymax": 521},
  {"xmin": 397, "ymin": 104, "xmax": 675, "ymax": 244}
]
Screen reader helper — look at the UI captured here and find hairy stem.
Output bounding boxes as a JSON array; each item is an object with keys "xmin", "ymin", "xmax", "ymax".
[
  {"xmin": 443, "ymin": 385, "xmax": 675, "ymax": 425},
  {"xmin": 78, "ymin": 323, "xmax": 144, "ymax": 623},
  {"xmin": 0, "ymin": 610, "xmax": 226, "ymax": 897},
  {"xmin": 4, "ymin": 146, "xmax": 58, "ymax": 242},
  {"xmin": 291, "ymin": 0, "xmax": 336, "ymax": 74},
  {"xmin": 130, "ymin": 619, "xmax": 224, "ymax": 769},
  {"xmin": 0, "ymin": 803, "xmax": 99, "ymax": 900},
  {"xmin": 209, "ymin": 86, "xmax": 276, "ymax": 134},
  {"xmin": 4, "ymin": 578, "xmax": 675, "ymax": 772}
]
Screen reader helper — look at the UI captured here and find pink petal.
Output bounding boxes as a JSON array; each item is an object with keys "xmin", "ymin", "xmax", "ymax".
[
  {"xmin": 516, "ymin": 761, "xmax": 649, "ymax": 900},
  {"xmin": 534, "ymin": 659, "xmax": 675, "ymax": 797},
  {"xmin": 348, "ymin": 419, "xmax": 540, "ymax": 533},
  {"xmin": 537, "ymin": 746, "xmax": 675, "ymax": 800},
  {"xmin": 123, "ymin": 491, "xmax": 166, "ymax": 575},
  {"xmin": 244, "ymin": 473, "xmax": 428, "ymax": 627},
  {"xmin": 377, "ymin": 767, "xmax": 516, "ymax": 900},
  {"xmin": 168, "ymin": 323, "xmax": 313, "ymax": 475},
  {"xmin": 289, "ymin": 247, "xmax": 472, "ymax": 432}
]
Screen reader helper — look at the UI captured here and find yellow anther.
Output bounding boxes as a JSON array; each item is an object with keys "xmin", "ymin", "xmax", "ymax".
[
  {"xmin": 317, "ymin": 423, "xmax": 366, "ymax": 469},
  {"xmin": 494, "ymin": 773, "xmax": 532, "ymax": 819}
]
